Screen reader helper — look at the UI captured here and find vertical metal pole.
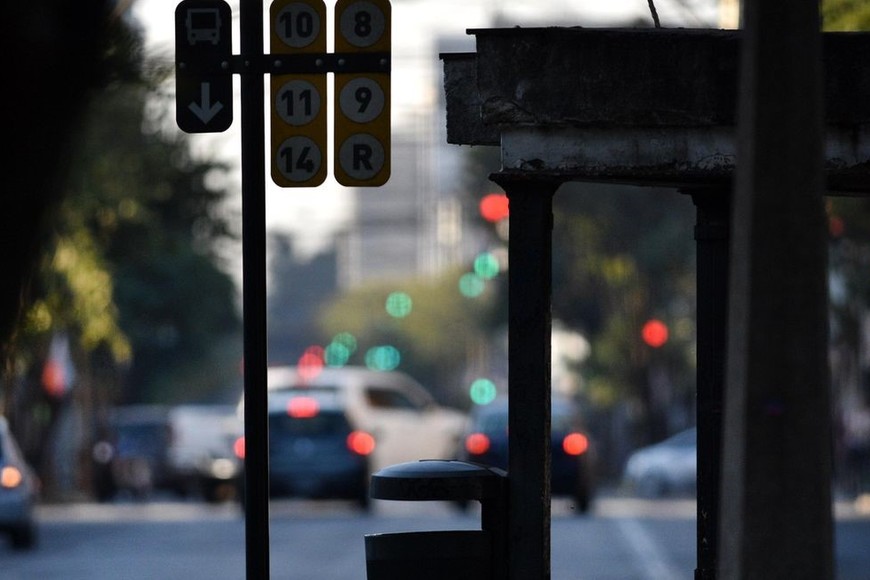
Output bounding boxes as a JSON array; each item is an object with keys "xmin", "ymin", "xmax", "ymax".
[
  {"xmin": 688, "ymin": 189, "xmax": 730, "ymax": 580},
  {"xmin": 240, "ymin": 0, "xmax": 270, "ymax": 578},
  {"xmin": 494, "ymin": 176, "xmax": 559, "ymax": 580}
]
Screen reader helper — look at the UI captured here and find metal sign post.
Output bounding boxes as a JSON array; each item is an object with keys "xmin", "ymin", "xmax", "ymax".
[
  {"xmin": 175, "ymin": 1, "xmax": 391, "ymax": 578},
  {"xmin": 238, "ymin": 0, "xmax": 270, "ymax": 577}
]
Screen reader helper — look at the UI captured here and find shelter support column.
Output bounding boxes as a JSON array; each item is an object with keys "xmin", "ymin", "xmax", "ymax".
[
  {"xmin": 491, "ymin": 175, "xmax": 560, "ymax": 580},
  {"xmin": 720, "ymin": 0, "xmax": 834, "ymax": 577},
  {"xmin": 687, "ymin": 189, "xmax": 730, "ymax": 580}
]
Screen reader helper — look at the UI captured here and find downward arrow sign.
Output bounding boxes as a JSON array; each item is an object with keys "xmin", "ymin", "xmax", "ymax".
[{"xmin": 188, "ymin": 82, "xmax": 224, "ymax": 124}]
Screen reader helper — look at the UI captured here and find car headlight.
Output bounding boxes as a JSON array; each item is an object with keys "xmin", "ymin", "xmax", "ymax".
[{"xmin": 209, "ymin": 458, "xmax": 239, "ymax": 480}]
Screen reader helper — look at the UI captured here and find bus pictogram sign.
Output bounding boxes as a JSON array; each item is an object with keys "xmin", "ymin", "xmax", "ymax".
[{"xmin": 175, "ymin": 0, "xmax": 233, "ymax": 133}]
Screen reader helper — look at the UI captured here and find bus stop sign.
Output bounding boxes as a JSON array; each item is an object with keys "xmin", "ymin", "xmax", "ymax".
[{"xmin": 175, "ymin": 0, "xmax": 233, "ymax": 133}]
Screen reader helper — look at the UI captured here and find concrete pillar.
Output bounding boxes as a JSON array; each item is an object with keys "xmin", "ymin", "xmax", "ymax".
[{"xmin": 719, "ymin": 0, "xmax": 834, "ymax": 577}]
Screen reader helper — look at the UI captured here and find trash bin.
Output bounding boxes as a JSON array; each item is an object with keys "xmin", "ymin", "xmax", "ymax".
[
  {"xmin": 365, "ymin": 530, "xmax": 491, "ymax": 580},
  {"xmin": 364, "ymin": 460, "xmax": 507, "ymax": 580}
]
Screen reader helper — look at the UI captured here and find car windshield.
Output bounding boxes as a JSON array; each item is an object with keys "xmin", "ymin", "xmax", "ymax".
[
  {"xmin": 479, "ymin": 412, "xmax": 508, "ymax": 435},
  {"xmin": 364, "ymin": 386, "xmax": 423, "ymax": 411},
  {"xmin": 277, "ymin": 385, "xmax": 340, "ymax": 395},
  {"xmin": 115, "ymin": 424, "xmax": 168, "ymax": 456},
  {"xmin": 269, "ymin": 411, "xmax": 351, "ymax": 438},
  {"xmin": 477, "ymin": 407, "xmax": 579, "ymax": 435},
  {"xmin": 667, "ymin": 429, "xmax": 696, "ymax": 447}
]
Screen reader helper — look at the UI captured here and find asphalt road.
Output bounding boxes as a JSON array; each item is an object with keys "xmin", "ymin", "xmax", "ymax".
[{"xmin": 2, "ymin": 495, "xmax": 868, "ymax": 579}]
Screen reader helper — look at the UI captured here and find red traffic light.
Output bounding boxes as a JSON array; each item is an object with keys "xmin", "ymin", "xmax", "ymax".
[
  {"xmin": 479, "ymin": 193, "xmax": 509, "ymax": 223},
  {"xmin": 642, "ymin": 319, "xmax": 669, "ymax": 348}
]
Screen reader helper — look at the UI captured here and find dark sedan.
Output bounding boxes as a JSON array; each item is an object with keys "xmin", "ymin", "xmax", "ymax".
[
  {"xmin": 237, "ymin": 392, "xmax": 374, "ymax": 510},
  {"xmin": 0, "ymin": 417, "xmax": 38, "ymax": 549},
  {"xmin": 458, "ymin": 398, "xmax": 596, "ymax": 513}
]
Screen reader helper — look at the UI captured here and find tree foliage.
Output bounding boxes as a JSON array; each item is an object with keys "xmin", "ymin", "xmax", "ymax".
[
  {"xmin": 318, "ymin": 268, "xmax": 498, "ymax": 406},
  {"xmin": 12, "ymin": 15, "xmax": 240, "ymax": 406},
  {"xmin": 551, "ymin": 183, "xmax": 696, "ymax": 420},
  {"xmin": 822, "ymin": 0, "xmax": 870, "ymax": 29}
]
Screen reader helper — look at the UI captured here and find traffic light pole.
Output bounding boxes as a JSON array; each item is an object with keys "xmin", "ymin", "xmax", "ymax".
[{"xmin": 239, "ymin": 0, "xmax": 271, "ymax": 578}]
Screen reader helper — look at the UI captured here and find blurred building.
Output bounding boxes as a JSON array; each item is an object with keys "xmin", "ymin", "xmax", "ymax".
[{"xmin": 336, "ymin": 35, "xmax": 481, "ymax": 289}]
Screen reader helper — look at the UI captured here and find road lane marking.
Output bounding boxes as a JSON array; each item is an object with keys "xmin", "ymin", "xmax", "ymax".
[{"xmin": 615, "ymin": 517, "xmax": 685, "ymax": 580}]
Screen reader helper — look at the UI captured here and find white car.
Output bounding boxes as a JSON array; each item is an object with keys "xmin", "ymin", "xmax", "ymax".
[
  {"xmin": 240, "ymin": 366, "xmax": 467, "ymax": 473},
  {"xmin": 623, "ymin": 427, "xmax": 697, "ymax": 498},
  {"xmin": 165, "ymin": 404, "xmax": 243, "ymax": 502},
  {"xmin": 0, "ymin": 417, "xmax": 38, "ymax": 549}
]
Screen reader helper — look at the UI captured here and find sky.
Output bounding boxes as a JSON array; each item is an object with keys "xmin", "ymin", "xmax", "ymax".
[{"xmin": 133, "ymin": 0, "xmax": 721, "ymax": 259}]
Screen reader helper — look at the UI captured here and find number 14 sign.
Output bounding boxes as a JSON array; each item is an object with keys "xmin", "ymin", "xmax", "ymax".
[{"xmin": 270, "ymin": 0, "xmax": 391, "ymax": 188}]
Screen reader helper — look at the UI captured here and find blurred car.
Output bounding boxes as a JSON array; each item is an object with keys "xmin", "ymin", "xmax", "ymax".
[
  {"xmin": 457, "ymin": 398, "xmax": 596, "ymax": 513},
  {"xmin": 0, "ymin": 417, "xmax": 38, "ymax": 549},
  {"xmin": 96, "ymin": 404, "xmax": 244, "ymax": 503},
  {"xmin": 238, "ymin": 390, "xmax": 373, "ymax": 509},
  {"xmin": 95, "ymin": 405, "xmax": 172, "ymax": 500},
  {"xmin": 622, "ymin": 427, "xmax": 697, "ymax": 498},
  {"xmin": 164, "ymin": 404, "xmax": 243, "ymax": 503},
  {"xmin": 240, "ymin": 366, "xmax": 466, "ymax": 473}
]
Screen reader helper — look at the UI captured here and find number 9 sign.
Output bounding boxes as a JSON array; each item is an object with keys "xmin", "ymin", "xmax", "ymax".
[{"xmin": 339, "ymin": 77, "xmax": 384, "ymax": 124}]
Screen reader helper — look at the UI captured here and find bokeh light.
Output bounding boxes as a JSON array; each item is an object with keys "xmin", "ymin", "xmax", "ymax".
[
  {"xmin": 385, "ymin": 291, "xmax": 413, "ymax": 318},
  {"xmin": 459, "ymin": 273, "xmax": 486, "ymax": 298},
  {"xmin": 298, "ymin": 345, "xmax": 325, "ymax": 379},
  {"xmin": 480, "ymin": 193, "xmax": 509, "ymax": 223},
  {"xmin": 469, "ymin": 378, "xmax": 498, "ymax": 405},
  {"xmin": 333, "ymin": 332, "xmax": 358, "ymax": 352},
  {"xmin": 473, "ymin": 252, "xmax": 500, "ymax": 279},
  {"xmin": 324, "ymin": 342, "xmax": 351, "ymax": 367},
  {"xmin": 641, "ymin": 319, "xmax": 669, "ymax": 348},
  {"xmin": 365, "ymin": 345, "xmax": 401, "ymax": 371}
]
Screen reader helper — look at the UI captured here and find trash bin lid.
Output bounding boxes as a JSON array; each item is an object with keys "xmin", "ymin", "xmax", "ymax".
[{"xmin": 370, "ymin": 460, "xmax": 506, "ymax": 501}]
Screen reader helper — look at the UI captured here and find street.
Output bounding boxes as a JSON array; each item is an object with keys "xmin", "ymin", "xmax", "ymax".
[{"xmin": 2, "ymin": 495, "xmax": 869, "ymax": 579}]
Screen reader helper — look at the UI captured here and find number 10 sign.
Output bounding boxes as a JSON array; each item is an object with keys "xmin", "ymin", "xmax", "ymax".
[{"xmin": 270, "ymin": 0, "xmax": 390, "ymax": 188}]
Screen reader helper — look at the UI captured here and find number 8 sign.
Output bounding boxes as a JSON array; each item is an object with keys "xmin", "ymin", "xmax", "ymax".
[
  {"xmin": 338, "ymin": 1, "xmax": 386, "ymax": 48},
  {"xmin": 334, "ymin": 0, "xmax": 390, "ymax": 187}
]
